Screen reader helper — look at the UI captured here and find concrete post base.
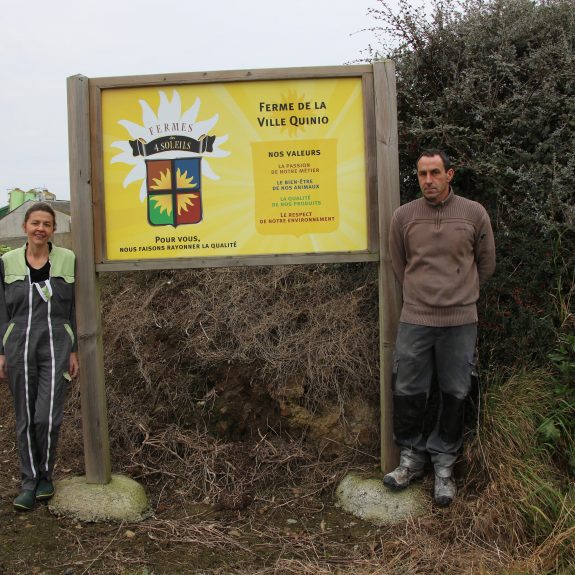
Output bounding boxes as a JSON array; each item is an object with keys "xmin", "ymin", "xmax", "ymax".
[
  {"xmin": 335, "ymin": 472, "xmax": 428, "ymax": 526},
  {"xmin": 49, "ymin": 474, "xmax": 151, "ymax": 522}
]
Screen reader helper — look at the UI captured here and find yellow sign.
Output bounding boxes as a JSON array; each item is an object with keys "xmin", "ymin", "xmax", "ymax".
[{"xmin": 101, "ymin": 77, "xmax": 367, "ymax": 260}]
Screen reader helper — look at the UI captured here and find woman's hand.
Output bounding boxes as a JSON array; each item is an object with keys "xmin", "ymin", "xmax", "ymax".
[
  {"xmin": 69, "ymin": 352, "xmax": 79, "ymax": 379},
  {"xmin": 0, "ymin": 355, "xmax": 7, "ymax": 380}
]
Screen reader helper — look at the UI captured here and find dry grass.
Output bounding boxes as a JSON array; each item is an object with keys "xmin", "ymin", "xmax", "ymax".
[
  {"xmin": 89, "ymin": 269, "xmax": 574, "ymax": 574},
  {"xmin": 99, "ymin": 264, "xmax": 379, "ymax": 412},
  {"xmin": 2, "ymin": 265, "xmax": 571, "ymax": 573}
]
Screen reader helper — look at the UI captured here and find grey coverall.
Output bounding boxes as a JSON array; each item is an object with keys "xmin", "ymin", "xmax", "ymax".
[{"xmin": 0, "ymin": 244, "xmax": 76, "ymax": 491}]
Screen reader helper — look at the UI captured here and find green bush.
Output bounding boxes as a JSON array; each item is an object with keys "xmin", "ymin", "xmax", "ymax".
[
  {"xmin": 368, "ymin": 0, "xmax": 575, "ymax": 368},
  {"xmin": 367, "ymin": 6, "xmax": 575, "ymax": 566}
]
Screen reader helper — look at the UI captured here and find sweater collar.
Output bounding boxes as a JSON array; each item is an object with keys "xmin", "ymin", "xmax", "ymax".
[{"xmin": 424, "ymin": 188, "xmax": 454, "ymax": 208}]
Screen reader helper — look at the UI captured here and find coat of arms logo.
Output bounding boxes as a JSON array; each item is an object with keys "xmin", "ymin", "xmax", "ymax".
[
  {"xmin": 146, "ymin": 157, "xmax": 202, "ymax": 226},
  {"xmin": 110, "ymin": 90, "xmax": 229, "ymax": 228}
]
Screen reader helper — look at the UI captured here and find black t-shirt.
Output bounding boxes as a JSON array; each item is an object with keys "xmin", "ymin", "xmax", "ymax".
[{"xmin": 26, "ymin": 258, "xmax": 50, "ymax": 283}]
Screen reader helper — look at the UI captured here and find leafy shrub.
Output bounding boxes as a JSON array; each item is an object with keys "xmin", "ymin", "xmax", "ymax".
[{"xmin": 367, "ymin": 0, "xmax": 575, "ymax": 368}]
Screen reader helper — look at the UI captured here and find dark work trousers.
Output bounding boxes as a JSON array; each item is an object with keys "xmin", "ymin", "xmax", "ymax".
[
  {"xmin": 4, "ymin": 281, "xmax": 73, "ymax": 491},
  {"xmin": 392, "ymin": 322, "xmax": 477, "ymax": 476}
]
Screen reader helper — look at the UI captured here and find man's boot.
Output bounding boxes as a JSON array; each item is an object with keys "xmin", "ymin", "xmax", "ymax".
[
  {"xmin": 383, "ymin": 465, "xmax": 425, "ymax": 490},
  {"xmin": 434, "ymin": 474, "xmax": 456, "ymax": 506}
]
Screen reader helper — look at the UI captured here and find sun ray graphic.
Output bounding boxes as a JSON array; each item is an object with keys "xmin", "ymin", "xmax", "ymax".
[
  {"xmin": 178, "ymin": 193, "xmax": 199, "ymax": 215},
  {"xmin": 150, "ymin": 195, "xmax": 173, "ymax": 216},
  {"xmin": 150, "ymin": 169, "xmax": 172, "ymax": 190},
  {"xmin": 176, "ymin": 168, "xmax": 197, "ymax": 189},
  {"xmin": 268, "ymin": 90, "xmax": 309, "ymax": 136}
]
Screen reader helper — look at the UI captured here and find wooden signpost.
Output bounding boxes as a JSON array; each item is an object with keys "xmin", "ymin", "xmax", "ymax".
[{"xmin": 67, "ymin": 61, "xmax": 401, "ymax": 484}]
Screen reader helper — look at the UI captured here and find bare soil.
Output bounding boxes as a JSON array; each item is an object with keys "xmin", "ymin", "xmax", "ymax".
[
  {"xmin": 0, "ymin": 371, "xmax": 394, "ymax": 575},
  {"xmin": 0, "ymin": 486, "xmax": 383, "ymax": 575},
  {"xmin": 0, "ymin": 379, "xmax": 495, "ymax": 575},
  {"xmin": 0, "ymin": 376, "xmax": 532, "ymax": 575}
]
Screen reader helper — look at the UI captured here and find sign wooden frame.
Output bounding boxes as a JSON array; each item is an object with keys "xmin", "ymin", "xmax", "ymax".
[
  {"xmin": 67, "ymin": 61, "xmax": 400, "ymax": 484},
  {"xmin": 89, "ymin": 65, "xmax": 378, "ymax": 271}
]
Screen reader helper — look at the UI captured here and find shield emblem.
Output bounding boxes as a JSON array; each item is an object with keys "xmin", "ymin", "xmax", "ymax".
[{"xmin": 146, "ymin": 158, "xmax": 203, "ymax": 227}]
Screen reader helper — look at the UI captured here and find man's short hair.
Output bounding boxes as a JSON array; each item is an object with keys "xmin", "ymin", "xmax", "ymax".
[{"xmin": 416, "ymin": 149, "xmax": 452, "ymax": 171}]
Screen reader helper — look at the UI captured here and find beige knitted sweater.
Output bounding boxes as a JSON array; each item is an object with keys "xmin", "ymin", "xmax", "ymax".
[{"xmin": 389, "ymin": 191, "xmax": 496, "ymax": 327}]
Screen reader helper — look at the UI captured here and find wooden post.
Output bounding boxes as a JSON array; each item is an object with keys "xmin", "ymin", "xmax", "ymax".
[
  {"xmin": 373, "ymin": 60, "xmax": 402, "ymax": 473},
  {"xmin": 67, "ymin": 75, "xmax": 112, "ymax": 484}
]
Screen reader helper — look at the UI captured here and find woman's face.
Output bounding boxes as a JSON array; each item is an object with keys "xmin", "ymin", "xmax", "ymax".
[{"xmin": 23, "ymin": 210, "xmax": 55, "ymax": 247}]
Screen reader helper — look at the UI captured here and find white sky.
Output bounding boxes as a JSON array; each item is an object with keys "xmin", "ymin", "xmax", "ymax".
[{"xmin": 0, "ymin": 0, "xmax": 384, "ymax": 207}]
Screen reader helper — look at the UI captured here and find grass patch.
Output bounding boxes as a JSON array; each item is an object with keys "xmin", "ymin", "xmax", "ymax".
[{"xmin": 465, "ymin": 368, "xmax": 574, "ymax": 574}]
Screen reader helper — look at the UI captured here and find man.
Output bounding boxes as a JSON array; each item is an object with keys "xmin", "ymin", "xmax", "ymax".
[{"xmin": 384, "ymin": 149, "xmax": 495, "ymax": 506}]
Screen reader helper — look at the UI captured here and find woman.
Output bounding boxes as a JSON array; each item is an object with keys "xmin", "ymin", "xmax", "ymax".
[{"xmin": 0, "ymin": 202, "xmax": 78, "ymax": 511}]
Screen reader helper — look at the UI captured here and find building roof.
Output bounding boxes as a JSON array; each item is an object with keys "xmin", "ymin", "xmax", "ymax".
[
  {"xmin": 45, "ymin": 200, "xmax": 71, "ymax": 216},
  {"xmin": 0, "ymin": 199, "xmax": 70, "ymax": 220}
]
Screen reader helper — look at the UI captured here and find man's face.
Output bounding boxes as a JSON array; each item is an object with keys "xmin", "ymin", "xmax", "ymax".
[{"xmin": 417, "ymin": 155, "xmax": 454, "ymax": 204}]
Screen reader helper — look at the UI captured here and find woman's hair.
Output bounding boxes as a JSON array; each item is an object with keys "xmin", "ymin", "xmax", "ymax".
[{"xmin": 23, "ymin": 202, "xmax": 57, "ymax": 229}]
